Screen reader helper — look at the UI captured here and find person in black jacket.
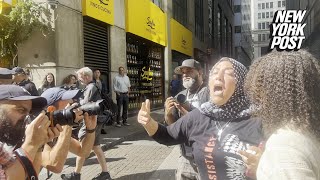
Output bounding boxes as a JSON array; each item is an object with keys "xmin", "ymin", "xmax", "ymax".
[
  {"xmin": 12, "ymin": 67, "xmax": 39, "ymax": 96},
  {"xmin": 138, "ymin": 57, "xmax": 263, "ymax": 180}
]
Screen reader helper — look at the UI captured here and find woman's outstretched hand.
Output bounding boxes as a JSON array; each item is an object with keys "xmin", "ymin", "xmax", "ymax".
[
  {"xmin": 137, "ymin": 99, "xmax": 158, "ymax": 136},
  {"xmin": 138, "ymin": 99, "xmax": 151, "ymax": 126}
]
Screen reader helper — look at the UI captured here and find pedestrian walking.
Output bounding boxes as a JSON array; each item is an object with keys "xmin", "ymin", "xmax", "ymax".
[{"xmin": 61, "ymin": 67, "xmax": 112, "ymax": 180}]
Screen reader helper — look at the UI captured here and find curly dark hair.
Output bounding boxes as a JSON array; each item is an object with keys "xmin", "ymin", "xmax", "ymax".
[
  {"xmin": 245, "ymin": 49, "xmax": 320, "ymax": 139},
  {"xmin": 62, "ymin": 74, "xmax": 77, "ymax": 85}
]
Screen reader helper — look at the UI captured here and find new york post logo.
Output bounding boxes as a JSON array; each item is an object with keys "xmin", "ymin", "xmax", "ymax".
[{"xmin": 269, "ymin": 10, "xmax": 306, "ymax": 51}]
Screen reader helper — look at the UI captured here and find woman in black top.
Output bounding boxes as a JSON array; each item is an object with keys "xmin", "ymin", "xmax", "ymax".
[{"xmin": 138, "ymin": 57, "xmax": 263, "ymax": 180}]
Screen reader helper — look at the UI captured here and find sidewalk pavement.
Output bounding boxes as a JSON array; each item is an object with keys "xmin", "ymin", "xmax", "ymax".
[
  {"xmin": 39, "ymin": 109, "xmax": 166, "ymax": 179},
  {"xmin": 100, "ymin": 109, "xmax": 165, "ymax": 150}
]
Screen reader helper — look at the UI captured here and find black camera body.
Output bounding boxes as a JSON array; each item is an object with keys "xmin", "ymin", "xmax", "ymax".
[
  {"xmin": 176, "ymin": 94, "xmax": 187, "ymax": 104},
  {"xmin": 47, "ymin": 100, "xmax": 105, "ymax": 126}
]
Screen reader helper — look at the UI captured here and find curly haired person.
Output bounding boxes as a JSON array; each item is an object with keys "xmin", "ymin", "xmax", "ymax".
[{"xmin": 245, "ymin": 49, "xmax": 320, "ymax": 180}]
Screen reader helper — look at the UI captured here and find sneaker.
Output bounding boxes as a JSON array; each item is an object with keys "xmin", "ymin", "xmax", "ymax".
[
  {"xmin": 123, "ymin": 122, "xmax": 130, "ymax": 126},
  {"xmin": 61, "ymin": 172, "xmax": 81, "ymax": 180},
  {"xmin": 115, "ymin": 123, "xmax": 121, "ymax": 128},
  {"xmin": 92, "ymin": 172, "xmax": 112, "ymax": 180}
]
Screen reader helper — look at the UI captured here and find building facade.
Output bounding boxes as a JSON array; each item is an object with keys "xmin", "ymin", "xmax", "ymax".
[
  {"xmin": 207, "ymin": 0, "xmax": 235, "ymax": 67},
  {"xmin": 286, "ymin": 0, "xmax": 320, "ymax": 50},
  {"xmin": 2, "ymin": 0, "xmax": 234, "ymax": 113},
  {"xmin": 251, "ymin": 0, "xmax": 286, "ymax": 58},
  {"xmin": 234, "ymin": 0, "xmax": 254, "ymax": 66}
]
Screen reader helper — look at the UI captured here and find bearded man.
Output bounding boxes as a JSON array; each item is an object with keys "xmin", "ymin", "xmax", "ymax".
[
  {"xmin": 164, "ymin": 59, "xmax": 209, "ymax": 180},
  {"xmin": 0, "ymin": 85, "xmax": 60, "ymax": 179}
]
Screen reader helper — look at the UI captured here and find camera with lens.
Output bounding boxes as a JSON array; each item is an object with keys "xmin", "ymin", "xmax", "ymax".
[
  {"xmin": 46, "ymin": 100, "xmax": 105, "ymax": 126},
  {"xmin": 176, "ymin": 94, "xmax": 187, "ymax": 104}
]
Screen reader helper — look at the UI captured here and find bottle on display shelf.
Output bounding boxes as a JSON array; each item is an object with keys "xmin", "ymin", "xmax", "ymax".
[{"xmin": 132, "ymin": 45, "xmax": 136, "ymax": 53}]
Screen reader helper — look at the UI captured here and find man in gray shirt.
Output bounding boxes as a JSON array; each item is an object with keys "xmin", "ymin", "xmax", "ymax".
[{"xmin": 113, "ymin": 66, "xmax": 131, "ymax": 127}]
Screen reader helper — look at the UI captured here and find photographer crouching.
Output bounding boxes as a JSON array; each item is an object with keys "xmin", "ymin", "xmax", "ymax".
[{"xmin": 0, "ymin": 85, "xmax": 62, "ymax": 180}]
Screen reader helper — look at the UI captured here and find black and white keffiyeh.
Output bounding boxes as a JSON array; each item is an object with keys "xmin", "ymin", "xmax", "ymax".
[{"xmin": 200, "ymin": 58, "xmax": 250, "ymax": 121}]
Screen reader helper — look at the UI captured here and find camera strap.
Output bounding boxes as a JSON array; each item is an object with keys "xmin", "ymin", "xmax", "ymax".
[{"xmin": 14, "ymin": 148, "xmax": 38, "ymax": 180}]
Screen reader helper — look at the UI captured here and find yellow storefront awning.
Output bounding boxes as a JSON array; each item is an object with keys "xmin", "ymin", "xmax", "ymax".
[
  {"xmin": 171, "ymin": 19, "xmax": 193, "ymax": 56},
  {"xmin": 82, "ymin": 0, "xmax": 114, "ymax": 25},
  {"xmin": 0, "ymin": 0, "xmax": 13, "ymax": 14},
  {"xmin": 125, "ymin": 0, "xmax": 167, "ymax": 46}
]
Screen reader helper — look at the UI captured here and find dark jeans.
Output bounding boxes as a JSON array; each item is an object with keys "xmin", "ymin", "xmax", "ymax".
[{"xmin": 116, "ymin": 93, "xmax": 129, "ymax": 124}]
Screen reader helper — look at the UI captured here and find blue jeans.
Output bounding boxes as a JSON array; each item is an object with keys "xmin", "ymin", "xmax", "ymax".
[{"xmin": 116, "ymin": 93, "xmax": 129, "ymax": 124}]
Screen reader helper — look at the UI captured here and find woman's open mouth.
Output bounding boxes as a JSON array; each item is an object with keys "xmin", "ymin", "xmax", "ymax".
[{"xmin": 213, "ymin": 85, "xmax": 224, "ymax": 95}]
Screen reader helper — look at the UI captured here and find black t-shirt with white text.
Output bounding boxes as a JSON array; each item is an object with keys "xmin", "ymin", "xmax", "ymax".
[{"xmin": 153, "ymin": 109, "xmax": 263, "ymax": 180}]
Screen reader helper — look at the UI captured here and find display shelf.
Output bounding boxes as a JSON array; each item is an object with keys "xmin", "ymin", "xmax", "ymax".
[{"xmin": 126, "ymin": 36, "xmax": 165, "ymax": 112}]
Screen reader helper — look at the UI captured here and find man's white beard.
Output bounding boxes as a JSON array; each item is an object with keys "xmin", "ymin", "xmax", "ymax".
[{"xmin": 183, "ymin": 78, "xmax": 196, "ymax": 89}]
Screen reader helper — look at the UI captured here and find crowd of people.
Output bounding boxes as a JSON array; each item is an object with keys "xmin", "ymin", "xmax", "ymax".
[
  {"xmin": 138, "ymin": 49, "xmax": 320, "ymax": 180},
  {"xmin": 0, "ymin": 66, "xmax": 131, "ymax": 180},
  {"xmin": 0, "ymin": 48, "xmax": 319, "ymax": 180}
]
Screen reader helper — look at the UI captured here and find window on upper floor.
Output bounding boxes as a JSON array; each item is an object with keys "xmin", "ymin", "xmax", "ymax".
[
  {"xmin": 278, "ymin": 1, "xmax": 281, "ymax": 7},
  {"xmin": 262, "ymin": 12, "xmax": 265, "ymax": 18},
  {"xmin": 151, "ymin": 0, "xmax": 162, "ymax": 8},
  {"xmin": 266, "ymin": 2, "xmax": 269, "ymax": 9},
  {"xmin": 173, "ymin": 0, "xmax": 188, "ymax": 27},
  {"xmin": 234, "ymin": 5, "xmax": 241, "ymax": 13},
  {"xmin": 262, "ymin": 3, "xmax": 265, "ymax": 9},
  {"xmin": 235, "ymin": 26, "xmax": 241, "ymax": 33},
  {"xmin": 262, "ymin": 22, "xmax": 266, "ymax": 29},
  {"xmin": 258, "ymin": 3, "xmax": 261, "ymax": 9},
  {"xmin": 271, "ymin": 11, "xmax": 274, "ymax": 17},
  {"xmin": 266, "ymin": 22, "xmax": 270, "ymax": 28},
  {"xmin": 258, "ymin": 34, "xmax": 262, "ymax": 41},
  {"xmin": 258, "ymin": 13, "xmax": 261, "ymax": 19},
  {"xmin": 266, "ymin": 12, "xmax": 269, "ymax": 18},
  {"xmin": 270, "ymin": 2, "xmax": 273, "ymax": 8},
  {"xmin": 258, "ymin": 23, "xmax": 261, "ymax": 29},
  {"xmin": 195, "ymin": 0, "xmax": 204, "ymax": 41},
  {"xmin": 282, "ymin": 1, "xmax": 286, "ymax": 7}
]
